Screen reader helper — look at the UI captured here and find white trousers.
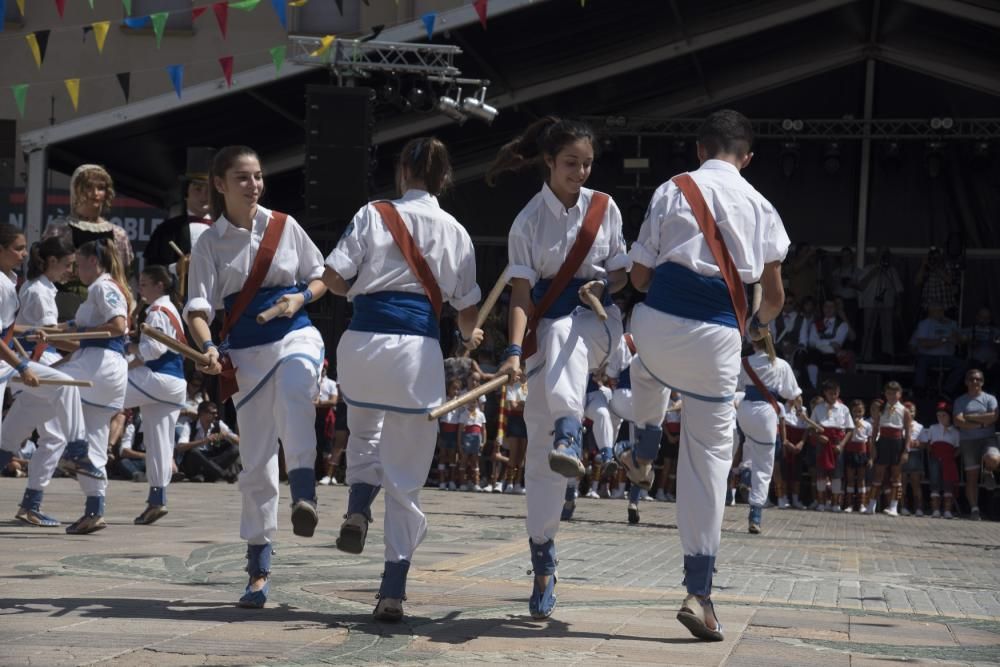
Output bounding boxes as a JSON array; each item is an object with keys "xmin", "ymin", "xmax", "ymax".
[
  {"xmin": 124, "ymin": 366, "xmax": 187, "ymax": 492},
  {"xmin": 736, "ymin": 400, "xmax": 778, "ymax": 507},
  {"xmin": 0, "ymin": 362, "xmax": 88, "ymax": 494},
  {"xmin": 524, "ymin": 306, "xmax": 623, "ymax": 543},
  {"xmin": 584, "ymin": 387, "xmax": 619, "ymax": 451},
  {"xmin": 231, "ymin": 327, "xmax": 323, "ymax": 545},
  {"xmin": 630, "ymin": 304, "xmax": 740, "ymax": 558}
]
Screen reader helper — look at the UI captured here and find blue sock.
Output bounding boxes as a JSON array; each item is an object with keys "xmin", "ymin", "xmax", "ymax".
[{"xmin": 287, "ymin": 468, "xmax": 316, "ymax": 506}]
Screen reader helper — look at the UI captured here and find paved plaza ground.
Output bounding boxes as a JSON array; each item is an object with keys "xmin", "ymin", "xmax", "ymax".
[{"xmin": 1, "ymin": 478, "xmax": 999, "ymax": 666}]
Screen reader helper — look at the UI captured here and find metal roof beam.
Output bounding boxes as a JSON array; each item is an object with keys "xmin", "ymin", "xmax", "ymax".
[
  {"xmin": 901, "ymin": 0, "xmax": 1000, "ymax": 29},
  {"xmin": 875, "ymin": 44, "xmax": 1000, "ymax": 98}
]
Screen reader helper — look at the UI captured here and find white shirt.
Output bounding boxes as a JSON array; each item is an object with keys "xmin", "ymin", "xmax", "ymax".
[
  {"xmin": 464, "ymin": 408, "xmax": 487, "ymax": 429},
  {"xmin": 919, "ymin": 423, "xmax": 960, "ymax": 448},
  {"xmin": 739, "ymin": 352, "xmax": 801, "ymax": 401},
  {"xmin": 75, "ymin": 273, "xmax": 129, "ymax": 330},
  {"xmin": 806, "ymin": 317, "xmax": 850, "ymax": 353},
  {"xmin": 185, "ymin": 205, "xmax": 324, "ymax": 323},
  {"xmin": 850, "ymin": 420, "xmax": 872, "ymax": 446},
  {"xmin": 0, "ymin": 269, "xmax": 18, "ymax": 331},
  {"xmin": 120, "ymin": 422, "xmax": 140, "ymax": 453},
  {"xmin": 878, "ymin": 401, "xmax": 907, "ymax": 429},
  {"xmin": 318, "ymin": 377, "xmax": 338, "ymax": 402},
  {"xmin": 505, "ymin": 382, "xmax": 528, "ymax": 403},
  {"xmin": 326, "ymin": 190, "xmax": 481, "ymax": 311},
  {"xmin": 440, "ymin": 406, "xmax": 463, "ymax": 426},
  {"xmin": 508, "ymin": 184, "xmax": 629, "ymax": 287},
  {"xmin": 629, "ymin": 160, "xmax": 790, "ymax": 282},
  {"xmin": 785, "ymin": 406, "xmax": 810, "ymax": 431},
  {"xmin": 15, "ymin": 275, "xmax": 58, "ymax": 327},
  {"xmin": 811, "ymin": 401, "xmax": 854, "ymax": 430},
  {"xmin": 908, "ymin": 421, "xmax": 924, "ymax": 450},
  {"xmin": 139, "ymin": 295, "xmax": 183, "ymax": 363}
]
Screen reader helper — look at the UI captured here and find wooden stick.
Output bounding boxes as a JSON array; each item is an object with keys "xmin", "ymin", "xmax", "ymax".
[
  {"xmin": 11, "ymin": 337, "xmax": 28, "ymax": 359},
  {"xmin": 256, "ymin": 301, "xmax": 289, "ymax": 324},
  {"xmin": 26, "ymin": 331, "xmax": 112, "ymax": 342},
  {"xmin": 169, "ymin": 241, "xmax": 185, "ymax": 258},
  {"xmin": 11, "ymin": 377, "xmax": 93, "ymax": 387},
  {"xmin": 139, "ymin": 324, "xmax": 211, "ymax": 366},
  {"xmin": 475, "ymin": 266, "xmax": 509, "ymax": 330},
  {"xmin": 427, "ymin": 373, "xmax": 513, "ymax": 421},
  {"xmin": 581, "ymin": 289, "xmax": 608, "ymax": 321}
]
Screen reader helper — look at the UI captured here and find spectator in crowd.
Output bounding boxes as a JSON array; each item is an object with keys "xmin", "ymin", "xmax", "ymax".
[
  {"xmin": 953, "ymin": 369, "xmax": 999, "ymax": 520},
  {"xmin": 773, "ymin": 291, "xmax": 806, "ymax": 363},
  {"xmin": 911, "ymin": 303, "xmax": 963, "ymax": 396},
  {"xmin": 176, "ymin": 401, "xmax": 240, "ymax": 483},
  {"xmin": 961, "ymin": 307, "xmax": 1000, "ymax": 393},
  {"xmin": 117, "ymin": 415, "xmax": 146, "ymax": 482},
  {"xmin": 829, "ymin": 247, "xmax": 861, "ymax": 328},
  {"xmin": 177, "ymin": 371, "xmax": 210, "ymax": 440},
  {"xmin": 315, "ymin": 361, "xmax": 339, "ymax": 485},
  {"xmin": 900, "ymin": 402, "xmax": 925, "ymax": 516},
  {"xmin": 804, "ymin": 299, "xmax": 850, "ymax": 389},
  {"xmin": 1, "ymin": 438, "xmax": 36, "ymax": 478},
  {"xmin": 858, "ymin": 248, "xmax": 904, "ymax": 362},
  {"xmin": 916, "ymin": 246, "xmax": 957, "ymax": 315},
  {"xmin": 783, "ymin": 243, "xmax": 819, "ymax": 303},
  {"xmin": 922, "ymin": 402, "xmax": 960, "ymax": 519}
]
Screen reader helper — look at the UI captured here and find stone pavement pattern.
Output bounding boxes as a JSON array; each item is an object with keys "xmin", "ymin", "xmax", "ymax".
[{"xmin": 1, "ymin": 479, "xmax": 999, "ymax": 666}]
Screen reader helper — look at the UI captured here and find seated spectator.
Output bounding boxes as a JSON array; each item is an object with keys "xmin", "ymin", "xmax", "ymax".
[
  {"xmin": 804, "ymin": 299, "xmax": 850, "ymax": 389},
  {"xmin": 953, "ymin": 369, "xmax": 1000, "ymax": 520},
  {"xmin": 1, "ymin": 438, "xmax": 36, "ymax": 478},
  {"xmin": 177, "ymin": 371, "xmax": 210, "ymax": 440},
  {"xmin": 117, "ymin": 418, "xmax": 146, "ymax": 482},
  {"xmin": 176, "ymin": 401, "xmax": 240, "ymax": 483},
  {"xmin": 911, "ymin": 303, "xmax": 963, "ymax": 396},
  {"xmin": 773, "ymin": 291, "xmax": 805, "ymax": 362},
  {"xmin": 961, "ymin": 307, "xmax": 1000, "ymax": 393}
]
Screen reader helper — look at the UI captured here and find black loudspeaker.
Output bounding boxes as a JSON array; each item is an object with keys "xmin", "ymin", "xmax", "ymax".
[
  {"xmin": 304, "ymin": 85, "xmax": 373, "ymax": 245},
  {"xmin": 0, "ymin": 119, "xmax": 15, "ymax": 189},
  {"xmin": 818, "ymin": 371, "xmax": 883, "ymax": 402}
]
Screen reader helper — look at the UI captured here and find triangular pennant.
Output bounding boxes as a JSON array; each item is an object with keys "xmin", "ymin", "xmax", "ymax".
[
  {"xmin": 228, "ymin": 0, "xmax": 261, "ymax": 9},
  {"xmin": 116, "ymin": 71, "xmax": 131, "ymax": 102},
  {"xmin": 167, "ymin": 64, "xmax": 184, "ymax": 98},
  {"xmin": 124, "ymin": 15, "xmax": 149, "ymax": 28},
  {"xmin": 213, "ymin": 2, "xmax": 228, "ymax": 39},
  {"xmin": 289, "ymin": 0, "xmax": 307, "ymax": 6},
  {"xmin": 309, "ymin": 34, "xmax": 334, "ymax": 57},
  {"xmin": 192, "ymin": 7, "xmax": 206, "ymax": 20},
  {"xmin": 474, "ymin": 0, "xmax": 487, "ymax": 29},
  {"xmin": 219, "ymin": 55, "xmax": 234, "ymax": 87},
  {"xmin": 334, "ymin": 0, "xmax": 343, "ymax": 15},
  {"xmin": 122, "ymin": 0, "xmax": 131, "ymax": 15},
  {"xmin": 421, "ymin": 12, "xmax": 435, "ymax": 40},
  {"xmin": 151, "ymin": 11, "xmax": 168, "ymax": 47},
  {"xmin": 271, "ymin": 0, "xmax": 286, "ymax": 28},
  {"xmin": 88, "ymin": 0, "xmax": 95, "ymax": 8},
  {"xmin": 25, "ymin": 30, "xmax": 50, "ymax": 69},
  {"xmin": 11, "ymin": 84, "xmax": 28, "ymax": 117},
  {"xmin": 268, "ymin": 44, "xmax": 285, "ymax": 73},
  {"xmin": 16, "ymin": 0, "xmax": 25, "ymax": 17},
  {"xmin": 92, "ymin": 20, "xmax": 110, "ymax": 53},
  {"xmin": 64, "ymin": 78, "xmax": 80, "ymax": 111},
  {"xmin": 54, "ymin": 0, "xmax": 66, "ymax": 19}
]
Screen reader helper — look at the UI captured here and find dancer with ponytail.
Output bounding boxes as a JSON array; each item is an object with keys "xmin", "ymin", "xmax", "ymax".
[
  {"xmin": 16, "ymin": 236, "xmax": 76, "ymax": 366},
  {"xmin": 490, "ymin": 117, "xmax": 629, "ymax": 619}
]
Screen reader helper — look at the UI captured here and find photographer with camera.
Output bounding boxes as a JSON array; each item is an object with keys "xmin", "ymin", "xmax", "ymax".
[
  {"xmin": 858, "ymin": 248, "xmax": 904, "ymax": 362},
  {"xmin": 916, "ymin": 246, "xmax": 958, "ymax": 316}
]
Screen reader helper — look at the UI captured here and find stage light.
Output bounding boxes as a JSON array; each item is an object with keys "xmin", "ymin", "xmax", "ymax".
[
  {"xmin": 407, "ymin": 83, "xmax": 435, "ymax": 113},
  {"xmin": 823, "ymin": 141, "xmax": 841, "ymax": 175},
  {"xmin": 460, "ymin": 87, "xmax": 499, "ymax": 124},
  {"xmin": 930, "ymin": 117, "xmax": 954, "ymax": 131},
  {"xmin": 437, "ymin": 91, "xmax": 466, "ymax": 123},
  {"xmin": 781, "ymin": 118, "xmax": 803, "ymax": 132},
  {"xmin": 779, "ymin": 141, "xmax": 799, "ymax": 178}
]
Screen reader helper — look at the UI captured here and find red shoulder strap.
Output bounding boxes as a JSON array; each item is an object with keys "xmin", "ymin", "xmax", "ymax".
[
  {"xmin": 624, "ymin": 332, "xmax": 637, "ymax": 355},
  {"xmin": 523, "ymin": 192, "xmax": 609, "ymax": 357},
  {"xmin": 149, "ymin": 305, "xmax": 188, "ymax": 346},
  {"xmin": 672, "ymin": 174, "xmax": 749, "ymax": 333},
  {"xmin": 742, "ymin": 356, "xmax": 781, "ymax": 417},
  {"xmin": 219, "ymin": 211, "xmax": 288, "ymax": 341},
  {"xmin": 372, "ymin": 201, "xmax": 443, "ymax": 319}
]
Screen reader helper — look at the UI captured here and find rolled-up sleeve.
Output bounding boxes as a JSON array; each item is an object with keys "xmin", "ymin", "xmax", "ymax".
[
  {"xmin": 325, "ymin": 206, "xmax": 369, "ymax": 281},
  {"xmin": 605, "ymin": 199, "xmax": 631, "ymax": 273},
  {"xmin": 507, "ymin": 217, "xmax": 538, "ymax": 286},
  {"xmin": 184, "ymin": 239, "xmax": 217, "ymax": 323},
  {"xmin": 448, "ymin": 231, "xmax": 482, "ymax": 311},
  {"xmin": 290, "ymin": 217, "xmax": 325, "ymax": 282},
  {"xmin": 762, "ymin": 204, "xmax": 791, "ymax": 264},
  {"xmin": 138, "ymin": 309, "xmax": 171, "ymax": 361}
]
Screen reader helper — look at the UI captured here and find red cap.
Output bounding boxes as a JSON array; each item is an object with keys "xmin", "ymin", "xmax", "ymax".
[{"xmin": 936, "ymin": 401, "xmax": 951, "ymax": 413}]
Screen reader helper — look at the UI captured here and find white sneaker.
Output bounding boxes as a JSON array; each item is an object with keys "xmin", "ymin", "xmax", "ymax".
[
  {"xmin": 318, "ymin": 476, "xmax": 332, "ymax": 486},
  {"xmin": 859, "ymin": 505, "xmax": 869, "ymax": 514},
  {"xmin": 867, "ymin": 501, "xmax": 878, "ymax": 514},
  {"xmin": 943, "ymin": 511, "xmax": 953, "ymax": 519},
  {"xmin": 915, "ymin": 509, "xmax": 924, "ymax": 517},
  {"xmin": 330, "ymin": 476, "xmax": 339, "ymax": 485},
  {"xmin": 611, "ymin": 488, "xmax": 625, "ymax": 500},
  {"xmin": 931, "ymin": 510, "xmax": 941, "ymax": 518},
  {"xmin": 514, "ymin": 484, "xmax": 525, "ymax": 495},
  {"xmin": 883, "ymin": 507, "xmax": 899, "ymax": 517},
  {"xmin": 447, "ymin": 482, "xmax": 457, "ymax": 491},
  {"xmin": 502, "ymin": 483, "xmax": 513, "ymax": 494},
  {"xmin": 586, "ymin": 489, "xmax": 600, "ymax": 499},
  {"xmin": 459, "ymin": 483, "xmax": 469, "ymax": 492},
  {"xmin": 656, "ymin": 489, "xmax": 667, "ymax": 501},
  {"xmin": 777, "ymin": 496, "xmax": 790, "ymax": 509},
  {"xmin": 792, "ymin": 499, "xmax": 806, "ymax": 510},
  {"xmin": 832, "ymin": 505, "xmax": 843, "ymax": 513},
  {"xmin": 815, "ymin": 504, "xmax": 826, "ymax": 512},
  {"xmin": 843, "ymin": 506, "xmax": 853, "ymax": 513},
  {"xmin": 439, "ymin": 482, "xmax": 447, "ymax": 490},
  {"xmin": 473, "ymin": 484, "xmax": 484, "ymax": 493},
  {"xmin": 490, "ymin": 482, "xmax": 502, "ymax": 493},
  {"xmin": 900, "ymin": 507, "xmax": 911, "ymax": 516}
]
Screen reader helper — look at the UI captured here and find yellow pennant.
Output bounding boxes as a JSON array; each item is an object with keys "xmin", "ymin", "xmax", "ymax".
[
  {"xmin": 289, "ymin": 0, "xmax": 309, "ymax": 6},
  {"xmin": 92, "ymin": 21, "xmax": 111, "ymax": 54},
  {"xmin": 64, "ymin": 78, "xmax": 81, "ymax": 111},
  {"xmin": 15, "ymin": 0, "xmax": 25, "ymax": 15},
  {"xmin": 25, "ymin": 33, "xmax": 42, "ymax": 69},
  {"xmin": 310, "ymin": 34, "xmax": 335, "ymax": 57}
]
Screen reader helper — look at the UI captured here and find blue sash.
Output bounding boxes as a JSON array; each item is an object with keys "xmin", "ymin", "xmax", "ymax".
[
  {"xmin": 644, "ymin": 262, "xmax": 739, "ymax": 329},
  {"xmin": 745, "ymin": 385, "xmax": 779, "ymax": 403},
  {"xmin": 81, "ymin": 335, "xmax": 128, "ymax": 356},
  {"xmin": 222, "ymin": 285, "xmax": 311, "ymax": 350},
  {"xmin": 532, "ymin": 277, "xmax": 611, "ymax": 320},
  {"xmin": 146, "ymin": 351, "xmax": 185, "ymax": 379},
  {"xmin": 617, "ymin": 366, "xmax": 631, "ymax": 391},
  {"xmin": 349, "ymin": 291, "xmax": 439, "ymax": 339}
]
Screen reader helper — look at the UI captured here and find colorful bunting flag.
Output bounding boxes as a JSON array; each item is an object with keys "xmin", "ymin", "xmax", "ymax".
[
  {"xmin": 271, "ymin": 0, "xmax": 287, "ymax": 29},
  {"xmin": 167, "ymin": 64, "xmax": 184, "ymax": 98},
  {"xmin": 474, "ymin": 0, "xmax": 488, "ymax": 29},
  {"xmin": 124, "ymin": 15, "xmax": 149, "ymax": 28},
  {"xmin": 310, "ymin": 34, "xmax": 334, "ymax": 57},
  {"xmin": 192, "ymin": 7, "xmax": 207, "ymax": 20},
  {"xmin": 289, "ymin": 0, "xmax": 308, "ymax": 6},
  {"xmin": 122, "ymin": 0, "xmax": 131, "ymax": 15},
  {"xmin": 213, "ymin": 2, "xmax": 228, "ymax": 39},
  {"xmin": 26, "ymin": 30, "xmax": 51, "ymax": 69},
  {"xmin": 11, "ymin": 84, "xmax": 28, "ymax": 117},
  {"xmin": 92, "ymin": 20, "xmax": 110, "ymax": 53},
  {"xmin": 64, "ymin": 78, "xmax": 80, "ymax": 111},
  {"xmin": 219, "ymin": 55, "xmax": 234, "ymax": 87},
  {"xmin": 88, "ymin": 0, "xmax": 95, "ymax": 8},
  {"xmin": 116, "ymin": 71, "xmax": 131, "ymax": 101},
  {"xmin": 421, "ymin": 12, "xmax": 435, "ymax": 40},
  {"xmin": 229, "ymin": 0, "xmax": 261, "ymax": 10},
  {"xmin": 268, "ymin": 44, "xmax": 286, "ymax": 73},
  {"xmin": 16, "ymin": 0, "xmax": 24, "ymax": 17},
  {"xmin": 54, "ymin": 0, "xmax": 66, "ymax": 19},
  {"xmin": 151, "ymin": 11, "xmax": 168, "ymax": 48}
]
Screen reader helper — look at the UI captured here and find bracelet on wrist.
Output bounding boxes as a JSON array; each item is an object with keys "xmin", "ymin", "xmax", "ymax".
[
  {"xmin": 202, "ymin": 341, "xmax": 218, "ymax": 353},
  {"xmin": 502, "ymin": 344, "xmax": 522, "ymax": 360},
  {"xmin": 301, "ymin": 287, "xmax": 314, "ymax": 304},
  {"xmin": 15, "ymin": 360, "xmax": 29, "ymax": 374}
]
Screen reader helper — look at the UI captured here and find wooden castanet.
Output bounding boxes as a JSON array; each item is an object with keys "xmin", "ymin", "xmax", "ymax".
[
  {"xmin": 581, "ymin": 289, "xmax": 608, "ymax": 321},
  {"xmin": 11, "ymin": 377, "xmax": 93, "ymax": 387},
  {"xmin": 139, "ymin": 324, "xmax": 212, "ymax": 366},
  {"xmin": 256, "ymin": 301, "xmax": 290, "ymax": 324},
  {"xmin": 427, "ymin": 372, "xmax": 513, "ymax": 421}
]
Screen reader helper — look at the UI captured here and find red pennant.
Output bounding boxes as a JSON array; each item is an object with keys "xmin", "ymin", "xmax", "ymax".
[
  {"xmin": 192, "ymin": 7, "xmax": 207, "ymax": 20},
  {"xmin": 219, "ymin": 55, "xmax": 234, "ymax": 88},
  {"xmin": 474, "ymin": 0, "xmax": 488, "ymax": 29},
  {"xmin": 213, "ymin": 2, "xmax": 228, "ymax": 39},
  {"xmin": 54, "ymin": 0, "xmax": 66, "ymax": 18}
]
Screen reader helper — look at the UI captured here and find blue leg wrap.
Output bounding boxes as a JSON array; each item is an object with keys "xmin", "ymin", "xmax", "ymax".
[
  {"xmin": 347, "ymin": 483, "xmax": 381, "ymax": 521},
  {"xmin": 529, "ymin": 538, "xmax": 557, "ymax": 576},
  {"xmin": 378, "ymin": 559, "xmax": 411, "ymax": 600},
  {"xmin": 683, "ymin": 554, "xmax": 716, "ymax": 597},
  {"xmin": 21, "ymin": 487, "xmax": 43, "ymax": 512},
  {"xmin": 628, "ymin": 484, "xmax": 643, "ymax": 504},
  {"xmin": 287, "ymin": 468, "xmax": 316, "ymax": 506},
  {"xmin": 239, "ymin": 543, "xmax": 273, "ymax": 608},
  {"xmin": 635, "ymin": 425, "xmax": 663, "ymax": 462},
  {"xmin": 561, "ymin": 484, "xmax": 576, "ymax": 521},
  {"xmin": 84, "ymin": 495, "xmax": 105, "ymax": 517},
  {"xmin": 749, "ymin": 505, "xmax": 762, "ymax": 525},
  {"xmin": 148, "ymin": 486, "xmax": 166, "ymax": 507},
  {"xmin": 528, "ymin": 539, "xmax": 558, "ymax": 618},
  {"xmin": 553, "ymin": 416, "xmax": 583, "ymax": 455},
  {"xmin": 564, "ymin": 484, "xmax": 577, "ymax": 502},
  {"xmin": 600, "ymin": 446, "xmax": 614, "ymax": 464}
]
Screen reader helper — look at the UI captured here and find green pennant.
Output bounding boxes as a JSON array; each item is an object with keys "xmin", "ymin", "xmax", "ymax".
[
  {"xmin": 229, "ymin": 0, "xmax": 262, "ymax": 10},
  {"xmin": 11, "ymin": 84, "xmax": 28, "ymax": 118},
  {"xmin": 269, "ymin": 44, "xmax": 286, "ymax": 73},
  {"xmin": 122, "ymin": 0, "xmax": 131, "ymax": 15},
  {"xmin": 151, "ymin": 11, "xmax": 168, "ymax": 47},
  {"xmin": 88, "ymin": 0, "xmax": 95, "ymax": 8}
]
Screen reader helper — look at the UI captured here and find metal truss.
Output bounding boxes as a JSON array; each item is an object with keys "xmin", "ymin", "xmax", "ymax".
[
  {"xmin": 289, "ymin": 37, "xmax": 462, "ymax": 77},
  {"xmin": 583, "ymin": 117, "xmax": 1000, "ymax": 140}
]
